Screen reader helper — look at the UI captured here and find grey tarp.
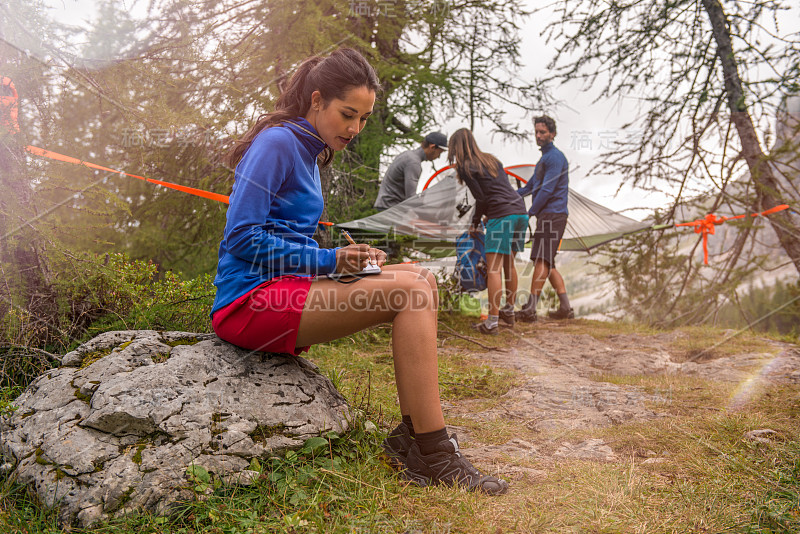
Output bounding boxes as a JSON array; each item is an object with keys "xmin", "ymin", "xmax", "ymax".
[{"xmin": 338, "ymin": 165, "xmax": 650, "ymax": 253}]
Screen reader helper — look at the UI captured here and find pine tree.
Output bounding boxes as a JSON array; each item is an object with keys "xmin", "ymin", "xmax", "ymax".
[
  {"xmin": 545, "ymin": 0, "xmax": 800, "ymax": 274},
  {"xmin": 545, "ymin": 0, "xmax": 800, "ymax": 325}
]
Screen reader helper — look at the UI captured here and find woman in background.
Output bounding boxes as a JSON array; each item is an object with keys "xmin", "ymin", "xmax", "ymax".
[{"xmin": 448, "ymin": 128, "xmax": 528, "ymax": 334}]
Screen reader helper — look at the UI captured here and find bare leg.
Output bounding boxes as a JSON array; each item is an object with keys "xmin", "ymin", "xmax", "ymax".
[
  {"xmin": 502, "ymin": 253, "xmax": 518, "ymax": 308},
  {"xmin": 485, "ymin": 253, "xmax": 505, "ymax": 316},
  {"xmin": 529, "ymin": 258, "xmax": 551, "ymax": 298},
  {"xmin": 382, "ymin": 264, "xmax": 438, "ymax": 419},
  {"xmin": 548, "ymin": 268, "xmax": 566, "ymax": 294},
  {"xmin": 296, "ymin": 264, "xmax": 443, "ymax": 433},
  {"xmin": 402, "ymin": 263, "xmax": 439, "ymax": 310}
]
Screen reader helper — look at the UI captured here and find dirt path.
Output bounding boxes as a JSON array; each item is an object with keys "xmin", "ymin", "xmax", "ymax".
[{"xmin": 441, "ymin": 322, "xmax": 800, "ymax": 480}]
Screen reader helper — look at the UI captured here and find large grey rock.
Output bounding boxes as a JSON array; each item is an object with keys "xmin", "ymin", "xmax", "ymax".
[{"xmin": 0, "ymin": 330, "xmax": 350, "ymax": 527}]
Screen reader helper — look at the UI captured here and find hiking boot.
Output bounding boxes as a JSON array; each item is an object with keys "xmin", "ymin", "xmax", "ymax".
[
  {"xmin": 547, "ymin": 307, "xmax": 575, "ymax": 320},
  {"xmin": 472, "ymin": 322, "xmax": 499, "ymax": 335},
  {"xmin": 516, "ymin": 307, "xmax": 538, "ymax": 323},
  {"xmin": 498, "ymin": 308, "xmax": 515, "ymax": 327},
  {"xmin": 382, "ymin": 422, "xmax": 413, "ymax": 468},
  {"xmin": 403, "ymin": 434, "xmax": 509, "ymax": 495}
]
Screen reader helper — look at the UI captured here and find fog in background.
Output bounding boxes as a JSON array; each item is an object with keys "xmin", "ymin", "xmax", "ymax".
[{"xmin": 38, "ymin": 0, "xmax": 800, "ymax": 221}]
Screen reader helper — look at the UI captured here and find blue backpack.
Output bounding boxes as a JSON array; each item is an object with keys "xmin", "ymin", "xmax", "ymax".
[{"xmin": 455, "ymin": 230, "xmax": 487, "ymax": 293}]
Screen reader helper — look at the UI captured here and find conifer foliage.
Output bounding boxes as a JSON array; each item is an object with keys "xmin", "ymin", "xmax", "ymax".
[{"xmin": 0, "ymin": 0, "xmax": 538, "ymax": 348}]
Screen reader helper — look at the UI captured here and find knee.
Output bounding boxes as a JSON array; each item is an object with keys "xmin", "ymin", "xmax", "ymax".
[
  {"xmin": 417, "ymin": 266, "xmax": 438, "ymax": 292},
  {"xmin": 390, "ymin": 271, "xmax": 435, "ymax": 311},
  {"xmin": 419, "ymin": 267, "xmax": 439, "ymax": 310},
  {"xmin": 412, "ymin": 266, "xmax": 439, "ymax": 309},
  {"xmin": 396, "ymin": 264, "xmax": 438, "ymax": 292}
]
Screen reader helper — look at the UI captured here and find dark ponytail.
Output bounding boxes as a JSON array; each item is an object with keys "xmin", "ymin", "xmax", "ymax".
[{"xmin": 226, "ymin": 48, "xmax": 381, "ymax": 168}]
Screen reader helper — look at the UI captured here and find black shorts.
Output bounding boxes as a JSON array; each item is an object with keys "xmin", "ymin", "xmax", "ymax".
[{"xmin": 530, "ymin": 212, "xmax": 568, "ymax": 267}]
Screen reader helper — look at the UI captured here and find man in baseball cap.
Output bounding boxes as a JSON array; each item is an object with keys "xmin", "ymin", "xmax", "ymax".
[{"xmin": 374, "ymin": 131, "xmax": 448, "ymax": 211}]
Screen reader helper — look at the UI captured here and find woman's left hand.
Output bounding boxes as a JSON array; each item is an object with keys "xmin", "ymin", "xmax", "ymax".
[{"xmin": 368, "ymin": 247, "xmax": 387, "ymax": 267}]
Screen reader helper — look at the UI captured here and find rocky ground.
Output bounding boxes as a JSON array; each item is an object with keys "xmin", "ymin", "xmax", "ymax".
[{"xmin": 439, "ymin": 321, "xmax": 800, "ymax": 482}]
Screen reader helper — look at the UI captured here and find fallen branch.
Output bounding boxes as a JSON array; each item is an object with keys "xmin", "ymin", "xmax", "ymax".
[
  {"xmin": 0, "ymin": 343, "xmax": 59, "ymax": 361},
  {"xmin": 437, "ymin": 321, "xmax": 499, "ymax": 351}
]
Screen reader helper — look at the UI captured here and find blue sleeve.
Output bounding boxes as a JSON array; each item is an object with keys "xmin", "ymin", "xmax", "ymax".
[
  {"xmin": 517, "ymin": 178, "xmax": 534, "ymax": 197},
  {"xmin": 223, "ymin": 132, "xmax": 337, "ymax": 275},
  {"xmin": 528, "ymin": 154, "xmax": 566, "ymax": 217}
]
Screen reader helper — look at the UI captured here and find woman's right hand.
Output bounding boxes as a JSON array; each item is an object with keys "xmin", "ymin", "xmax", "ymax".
[{"xmin": 334, "ymin": 244, "xmax": 371, "ymax": 273}]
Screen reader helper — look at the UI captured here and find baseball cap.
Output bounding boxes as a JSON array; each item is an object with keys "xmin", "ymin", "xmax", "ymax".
[{"xmin": 424, "ymin": 131, "xmax": 448, "ymax": 150}]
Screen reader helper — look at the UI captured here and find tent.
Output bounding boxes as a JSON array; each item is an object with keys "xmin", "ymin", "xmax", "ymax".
[{"xmin": 337, "ymin": 164, "xmax": 649, "ymax": 253}]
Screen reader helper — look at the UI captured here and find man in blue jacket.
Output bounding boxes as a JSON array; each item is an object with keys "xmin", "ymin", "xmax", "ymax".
[{"xmin": 513, "ymin": 116, "xmax": 574, "ymax": 322}]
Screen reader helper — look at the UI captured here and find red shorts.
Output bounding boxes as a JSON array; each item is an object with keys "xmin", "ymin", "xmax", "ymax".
[{"xmin": 212, "ymin": 276, "xmax": 314, "ymax": 356}]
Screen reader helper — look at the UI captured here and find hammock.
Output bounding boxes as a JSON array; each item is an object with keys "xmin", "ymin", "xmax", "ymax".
[{"xmin": 337, "ymin": 165, "xmax": 649, "ymax": 253}]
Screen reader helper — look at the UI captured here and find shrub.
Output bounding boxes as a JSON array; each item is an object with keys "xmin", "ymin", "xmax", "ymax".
[{"xmin": 0, "ymin": 252, "xmax": 214, "ymax": 354}]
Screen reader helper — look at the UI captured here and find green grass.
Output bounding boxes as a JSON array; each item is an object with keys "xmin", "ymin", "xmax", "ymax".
[
  {"xmin": 664, "ymin": 325, "xmax": 780, "ymax": 362},
  {"xmin": 552, "ymin": 319, "xmax": 780, "ymax": 362},
  {"xmin": 1, "ymin": 313, "xmax": 799, "ymax": 533},
  {"xmin": 588, "ymin": 372, "xmax": 733, "ymax": 416},
  {"xmin": 0, "ymin": 422, "xmax": 416, "ymax": 533},
  {"xmin": 307, "ymin": 314, "xmax": 521, "ymax": 427}
]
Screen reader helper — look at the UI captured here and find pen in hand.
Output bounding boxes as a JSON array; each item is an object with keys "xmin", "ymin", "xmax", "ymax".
[
  {"xmin": 341, "ymin": 230, "xmax": 377, "ymax": 267},
  {"xmin": 341, "ymin": 229, "xmax": 357, "ymax": 246}
]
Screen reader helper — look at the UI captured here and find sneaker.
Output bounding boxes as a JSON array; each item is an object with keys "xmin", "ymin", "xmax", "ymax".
[
  {"xmin": 472, "ymin": 322, "xmax": 498, "ymax": 335},
  {"xmin": 382, "ymin": 422, "xmax": 413, "ymax": 468},
  {"xmin": 498, "ymin": 308, "xmax": 515, "ymax": 327},
  {"xmin": 516, "ymin": 307, "xmax": 538, "ymax": 323},
  {"xmin": 403, "ymin": 434, "xmax": 509, "ymax": 495},
  {"xmin": 547, "ymin": 307, "xmax": 575, "ymax": 320}
]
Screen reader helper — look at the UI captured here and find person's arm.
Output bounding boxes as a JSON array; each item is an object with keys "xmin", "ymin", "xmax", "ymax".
[
  {"xmin": 403, "ymin": 159, "xmax": 423, "ymax": 199},
  {"xmin": 517, "ymin": 176, "xmax": 534, "ymax": 197},
  {"xmin": 528, "ymin": 154, "xmax": 567, "ymax": 216},
  {"xmin": 224, "ymin": 132, "xmax": 338, "ymax": 275}
]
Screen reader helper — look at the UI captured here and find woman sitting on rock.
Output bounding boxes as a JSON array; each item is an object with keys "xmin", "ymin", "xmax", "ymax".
[{"xmin": 211, "ymin": 47, "xmax": 507, "ymax": 495}]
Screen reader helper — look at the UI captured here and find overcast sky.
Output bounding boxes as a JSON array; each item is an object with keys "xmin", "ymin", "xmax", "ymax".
[{"xmin": 39, "ymin": 0, "xmax": 799, "ymax": 220}]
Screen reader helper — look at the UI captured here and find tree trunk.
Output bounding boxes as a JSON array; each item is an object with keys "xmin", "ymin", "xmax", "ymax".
[
  {"xmin": 702, "ymin": 0, "xmax": 800, "ymax": 276},
  {"xmin": 1, "ymin": 108, "xmax": 53, "ymax": 344},
  {"xmin": 0, "ymin": 135, "xmax": 15, "ymax": 324},
  {"xmin": 315, "ymin": 163, "xmax": 333, "ymax": 249}
]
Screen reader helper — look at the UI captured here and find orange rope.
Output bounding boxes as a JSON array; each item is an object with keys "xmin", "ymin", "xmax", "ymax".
[
  {"xmin": 23, "ymin": 145, "xmax": 350, "ymax": 227},
  {"xmin": 26, "ymin": 145, "xmax": 231, "ymax": 204},
  {"xmin": 675, "ymin": 205, "xmax": 790, "ymax": 264},
  {"xmin": 24, "ymin": 145, "xmax": 795, "ymax": 245}
]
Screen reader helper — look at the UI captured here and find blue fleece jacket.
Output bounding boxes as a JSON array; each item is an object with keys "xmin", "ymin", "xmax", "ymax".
[
  {"xmin": 517, "ymin": 142, "xmax": 569, "ymax": 216},
  {"xmin": 211, "ymin": 118, "xmax": 338, "ymax": 315}
]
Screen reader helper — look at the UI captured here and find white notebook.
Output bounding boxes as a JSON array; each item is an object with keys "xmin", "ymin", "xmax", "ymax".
[{"xmin": 327, "ymin": 263, "xmax": 382, "ymax": 280}]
